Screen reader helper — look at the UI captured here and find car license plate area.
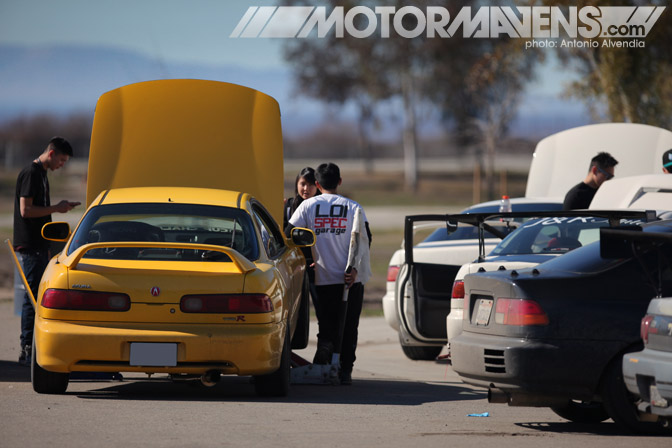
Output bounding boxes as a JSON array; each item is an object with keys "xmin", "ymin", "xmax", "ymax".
[
  {"xmin": 473, "ymin": 299, "xmax": 493, "ymax": 326},
  {"xmin": 130, "ymin": 343, "xmax": 177, "ymax": 366}
]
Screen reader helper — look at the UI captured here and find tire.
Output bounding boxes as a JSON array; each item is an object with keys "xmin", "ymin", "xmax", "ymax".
[
  {"xmin": 31, "ymin": 336, "xmax": 69, "ymax": 394},
  {"xmin": 400, "ymin": 344, "xmax": 442, "ymax": 361},
  {"xmin": 551, "ymin": 400, "xmax": 610, "ymax": 423},
  {"xmin": 291, "ymin": 274, "xmax": 310, "ymax": 350},
  {"xmin": 600, "ymin": 356, "xmax": 671, "ymax": 435},
  {"xmin": 254, "ymin": 322, "xmax": 291, "ymax": 397}
]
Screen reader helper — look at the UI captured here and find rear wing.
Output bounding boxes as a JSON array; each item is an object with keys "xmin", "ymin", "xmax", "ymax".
[
  {"xmin": 404, "ymin": 210, "xmax": 656, "ymax": 265},
  {"xmin": 62, "ymin": 242, "xmax": 257, "ymax": 274},
  {"xmin": 600, "ymin": 227, "xmax": 672, "ymax": 298}
]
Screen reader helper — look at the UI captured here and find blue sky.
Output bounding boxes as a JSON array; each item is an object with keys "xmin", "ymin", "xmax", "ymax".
[
  {"xmin": 0, "ymin": 0, "xmax": 583, "ymax": 136},
  {"xmin": 0, "ymin": 0, "xmax": 285, "ymax": 68},
  {"xmin": 1, "ymin": 0, "xmax": 570, "ymax": 91}
]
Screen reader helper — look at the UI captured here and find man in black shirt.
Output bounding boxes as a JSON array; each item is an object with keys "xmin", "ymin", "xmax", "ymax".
[
  {"xmin": 563, "ymin": 152, "xmax": 618, "ymax": 210},
  {"xmin": 14, "ymin": 137, "xmax": 80, "ymax": 365}
]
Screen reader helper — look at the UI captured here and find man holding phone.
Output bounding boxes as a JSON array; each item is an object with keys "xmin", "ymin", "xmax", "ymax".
[{"xmin": 13, "ymin": 136, "xmax": 80, "ymax": 365}]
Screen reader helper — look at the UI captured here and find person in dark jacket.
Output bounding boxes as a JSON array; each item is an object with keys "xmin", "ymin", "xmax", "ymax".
[{"xmin": 283, "ymin": 167, "xmax": 319, "ymax": 231}]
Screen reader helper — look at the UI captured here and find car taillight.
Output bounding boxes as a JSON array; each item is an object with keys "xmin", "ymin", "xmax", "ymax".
[
  {"xmin": 452, "ymin": 281, "xmax": 465, "ymax": 299},
  {"xmin": 641, "ymin": 315, "xmax": 655, "ymax": 344},
  {"xmin": 42, "ymin": 289, "xmax": 130, "ymax": 311},
  {"xmin": 387, "ymin": 266, "xmax": 400, "ymax": 282},
  {"xmin": 180, "ymin": 294, "xmax": 273, "ymax": 313},
  {"xmin": 495, "ymin": 298, "xmax": 549, "ymax": 326}
]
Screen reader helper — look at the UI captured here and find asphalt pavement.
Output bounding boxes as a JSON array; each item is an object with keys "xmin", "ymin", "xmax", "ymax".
[{"xmin": 0, "ymin": 299, "xmax": 652, "ymax": 447}]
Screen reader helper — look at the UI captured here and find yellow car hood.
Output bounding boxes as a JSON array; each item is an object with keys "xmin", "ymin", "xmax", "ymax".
[{"xmin": 87, "ymin": 79, "xmax": 284, "ymax": 225}]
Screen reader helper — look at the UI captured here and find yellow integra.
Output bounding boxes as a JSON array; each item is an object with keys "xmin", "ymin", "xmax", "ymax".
[{"xmin": 10, "ymin": 80, "xmax": 314, "ymax": 397}]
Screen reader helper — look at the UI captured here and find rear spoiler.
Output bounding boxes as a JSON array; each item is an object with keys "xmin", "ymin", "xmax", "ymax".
[
  {"xmin": 404, "ymin": 209, "xmax": 656, "ymax": 265},
  {"xmin": 600, "ymin": 227, "xmax": 672, "ymax": 258},
  {"xmin": 63, "ymin": 242, "xmax": 257, "ymax": 273},
  {"xmin": 600, "ymin": 227, "xmax": 672, "ymax": 298}
]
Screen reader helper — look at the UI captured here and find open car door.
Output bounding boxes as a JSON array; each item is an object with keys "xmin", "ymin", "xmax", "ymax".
[{"xmin": 395, "ymin": 214, "xmax": 514, "ymax": 360}]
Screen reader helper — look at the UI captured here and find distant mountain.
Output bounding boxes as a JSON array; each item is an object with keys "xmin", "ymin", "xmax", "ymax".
[
  {"xmin": 0, "ymin": 44, "xmax": 589, "ymax": 140},
  {"xmin": 0, "ymin": 44, "xmax": 324, "ymax": 134}
]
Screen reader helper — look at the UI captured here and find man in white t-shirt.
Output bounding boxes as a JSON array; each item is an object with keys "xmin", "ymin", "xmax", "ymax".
[{"xmin": 286, "ymin": 163, "xmax": 372, "ymax": 385}]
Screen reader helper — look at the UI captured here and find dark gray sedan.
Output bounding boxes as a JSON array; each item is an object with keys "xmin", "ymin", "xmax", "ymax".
[{"xmin": 451, "ymin": 220, "xmax": 672, "ymax": 434}]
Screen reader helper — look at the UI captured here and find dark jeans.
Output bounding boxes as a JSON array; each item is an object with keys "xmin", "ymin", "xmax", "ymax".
[
  {"xmin": 313, "ymin": 282, "xmax": 364, "ymax": 373},
  {"xmin": 18, "ymin": 249, "xmax": 49, "ymax": 348}
]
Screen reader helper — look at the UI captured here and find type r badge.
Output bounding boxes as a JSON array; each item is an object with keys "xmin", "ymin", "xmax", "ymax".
[{"xmin": 150, "ymin": 287, "xmax": 160, "ymax": 297}]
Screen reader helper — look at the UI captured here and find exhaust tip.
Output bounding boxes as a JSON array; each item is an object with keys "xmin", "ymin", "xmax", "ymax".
[
  {"xmin": 201, "ymin": 370, "xmax": 221, "ymax": 387},
  {"xmin": 487, "ymin": 387, "xmax": 510, "ymax": 404}
]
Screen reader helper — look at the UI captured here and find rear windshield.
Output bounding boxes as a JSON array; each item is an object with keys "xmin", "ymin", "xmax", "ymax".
[
  {"xmin": 422, "ymin": 202, "xmax": 564, "ymax": 243},
  {"xmin": 464, "ymin": 202, "xmax": 563, "ymax": 213},
  {"xmin": 491, "ymin": 216, "xmax": 644, "ymax": 256},
  {"xmin": 422, "ymin": 226, "xmax": 504, "ymax": 242},
  {"xmin": 68, "ymin": 203, "xmax": 259, "ymax": 261}
]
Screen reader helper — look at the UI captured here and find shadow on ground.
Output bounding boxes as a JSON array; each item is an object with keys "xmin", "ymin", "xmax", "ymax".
[
  {"xmin": 0, "ymin": 360, "xmax": 30, "ymax": 382},
  {"xmin": 70, "ymin": 374, "xmax": 484, "ymax": 407}
]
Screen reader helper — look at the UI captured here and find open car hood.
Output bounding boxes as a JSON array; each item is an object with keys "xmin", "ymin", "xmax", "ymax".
[
  {"xmin": 525, "ymin": 123, "xmax": 672, "ymax": 200},
  {"xmin": 87, "ymin": 79, "xmax": 284, "ymax": 224}
]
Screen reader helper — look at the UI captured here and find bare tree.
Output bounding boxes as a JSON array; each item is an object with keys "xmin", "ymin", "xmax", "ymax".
[
  {"xmin": 466, "ymin": 40, "xmax": 542, "ymax": 199},
  {"xmin": 281, "ymin": 1, "xmax": 543, "ymax": 195},
  {"xmin": 550, "ymin": 0, "xmax": 672, "ymax": 127},
  {"xmin": 427, "ymin": 3, "xmax": 543, "ymax": 200},
  {"xmin": 281, "ymin": 0, "xmax": 440, "ymax": 191},
  {"xmin": 0, "ymin": 113, "xmax": 92, "ymax": 169}
]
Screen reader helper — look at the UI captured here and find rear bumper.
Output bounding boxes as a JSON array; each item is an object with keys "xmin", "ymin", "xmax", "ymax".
[
  {"xmin": 382, "ymin": 286, "xmax": 400, "ymax": 332},
  {"xmin": 35, "ymin": 316, "xmax": 284, "ymax": 376},
  {"xmin": 451, "ymin": 331, "xmax": 617, "ymax": 403},
  {"xmin": 446, "ymin": 299, "xmax": 464, "ymax": 344},
  {"xmin": 623, "ymin": 348, "xmax": 672, "ymax": 417}
]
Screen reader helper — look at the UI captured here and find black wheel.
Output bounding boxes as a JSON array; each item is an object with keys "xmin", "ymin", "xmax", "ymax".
[
  {"xmin": 400, "ymin": 343, "xmax": 442, "ymax": 361},
  {"xmin": 291, "ymin": 274, "xmax": 310, "ymax": 350},
  {"xmin": 31, "ymin": 337, "xmax": 69, "ymax": 394},
  {"xmin": 600, "ymin": 357, "xmax": 671, "ymax": 434},
  {"xmin": 551, "ymin": 400, "xmax": 610, "ymax": 423},
  {"xmin": 254, "ymin": 322, "xmax": 291, "ymax": 397}
]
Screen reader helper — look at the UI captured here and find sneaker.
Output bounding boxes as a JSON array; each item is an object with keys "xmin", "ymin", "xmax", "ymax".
[
  {"xmin": 18, "ymin": 345, "xmax": 31, "ymax": 366},
  {"xmin": 339, "ymin": 370, "xmax": 352, "ymax": 386},
  {"xmin": 313, "ymin": 341, "xmax": 333, "ymax": 365}
]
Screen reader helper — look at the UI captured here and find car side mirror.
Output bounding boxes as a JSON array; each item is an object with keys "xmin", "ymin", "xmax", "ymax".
[
  {"xmin": 291, "ymin": 227, "xmax": 315, "ymax": 247},
  {"xmin": 42, "ymin": 222, "xmax": 71, "ymax": 242}
]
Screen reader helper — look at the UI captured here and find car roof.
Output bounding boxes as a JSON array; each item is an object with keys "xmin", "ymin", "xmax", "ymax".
[
  {"xmin": 86, "ymin": 79, "xmax": 284, "ymax": 224},
  {"xmin": 462, "ymin": 198, "xmax": 563, "ymax": 213}
]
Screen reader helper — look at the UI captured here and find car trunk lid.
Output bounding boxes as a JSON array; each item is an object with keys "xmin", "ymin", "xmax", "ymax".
[{"xmin": 41, "ymin": 259, "xmax": 275, "ymax": 325}]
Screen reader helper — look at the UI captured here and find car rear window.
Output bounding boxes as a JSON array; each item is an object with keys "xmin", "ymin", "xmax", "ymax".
[
  {"xmin": 422, "ymin": 202, "xmax": 564, "ymax": 243},
  {"xmin": 491, "ymin": 217, "xmax": 644, "ymax": 256},
  {"xmin": 422, "ymin": 226, "xmax": 503, "ymax": 242},
  {"xmin": 68, "ymin": 203, "xmax": 259, "ymax": 261},
  {"xmin": 464, "ymin": 202, "xmax": 563, "ymax": 213}
]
